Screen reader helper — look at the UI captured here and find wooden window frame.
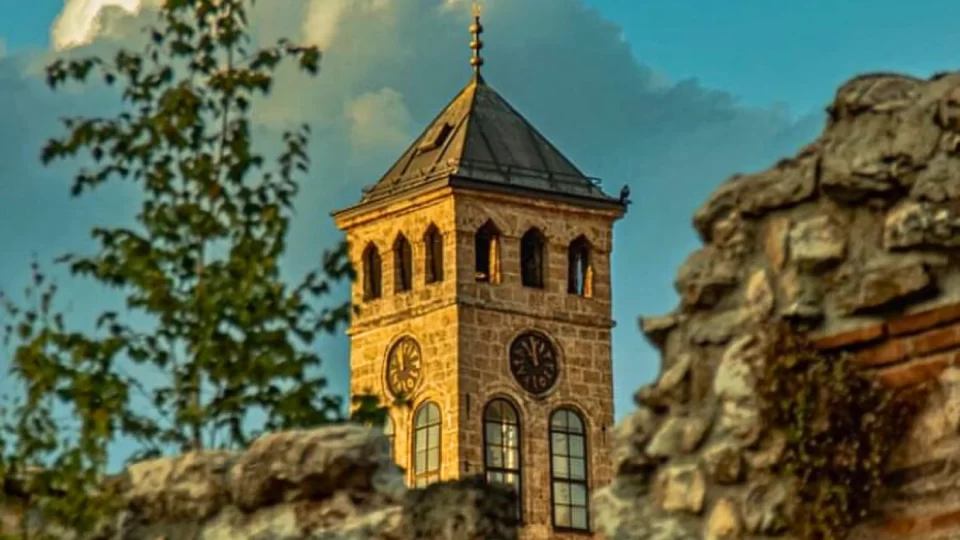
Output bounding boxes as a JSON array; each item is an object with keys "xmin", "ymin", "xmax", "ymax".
[
  {"xmin": 548, "ymin": 407, "xmax": 591, "ymax": 532},
  {"xmin": 482, "ymin": 398, "xmax": 523, "ymax": 522},
  {"xmin": 412, "ymin": 401, "xmax": 442, "ymax": 487}
]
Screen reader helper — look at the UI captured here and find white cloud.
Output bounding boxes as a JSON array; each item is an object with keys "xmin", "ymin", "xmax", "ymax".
[
  {"xmin": 50, "ymin": 0, "xmax": 151, "ymax": 50},
  {"xmin": 346, "ymin": 88, "xmax": 414, "ymax": 152}
]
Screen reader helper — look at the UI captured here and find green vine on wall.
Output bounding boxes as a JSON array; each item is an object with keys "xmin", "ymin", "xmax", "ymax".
[{"xmin": 754, "ymin": 324, "xmax": 928, "ymax": 539}]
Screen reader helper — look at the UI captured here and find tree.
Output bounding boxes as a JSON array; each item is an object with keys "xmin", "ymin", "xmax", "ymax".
[{"xmin": 1, "ymin": 0, "xmax": 371, "ymax": 535}]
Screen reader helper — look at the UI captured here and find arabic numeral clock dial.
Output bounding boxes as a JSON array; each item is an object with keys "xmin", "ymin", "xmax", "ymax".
[
  {"xmin": 386, "ymin": 336, "xmax": 423, "ymax": 398},
  {"xmin": 509, "ymin": 331, "xmax": 560, "ymax": 396}
]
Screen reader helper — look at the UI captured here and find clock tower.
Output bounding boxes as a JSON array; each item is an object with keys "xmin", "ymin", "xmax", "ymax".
[{"xmin": 331, "ymin": 6, "xmax": 626, "ymax": 539}]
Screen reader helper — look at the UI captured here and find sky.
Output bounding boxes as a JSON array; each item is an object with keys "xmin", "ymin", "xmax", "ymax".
[{"xmin": 1, "ymin": 0, "xmax": 959, "ymax": 467}]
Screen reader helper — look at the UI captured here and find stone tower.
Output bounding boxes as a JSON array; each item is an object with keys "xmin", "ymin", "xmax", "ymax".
[{"xmin": 331, "ymin": 6, "xmax": 626, "ymax": 539}]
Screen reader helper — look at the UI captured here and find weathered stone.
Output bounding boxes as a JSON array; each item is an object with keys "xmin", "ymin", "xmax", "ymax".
[
  {"xmin": 763, "ymin": 216, "xmax": 791, "ymax": 271},
  {"xmin": 659, "ymin": 353, "xmax": 693, "ymax": 392},
  {"xmin": 911, "ymin": 153, "xmax": 960, "ymax": 202},
  {"xmin": 693, "ymin": 153, "xmax": 818, "ymax": 240},
  {"xmin": 641, "ymin": 313, "xmax": 684, "ymax": 349},
  {"xmin": 713, "ymin": 214, "xmax": 753, "ymax": 258},
  {"xmin": 229, "ymin": 426, "xmax": 400, "ymax": 512},
  {"xmin": 778, "ymin": 266, "xmax": 823, "ymax": 322},
  {"xmin": 689, "ymin": 309, "xmax": 745, "ymax": 346},
  {"xmin": 718, "ymin": 400, "xmax": 763, "ymax": 449},
  {"xmin": 704, "ymin": 498, "xmax": 743, "ymax": 540},
  {"xmin": 744, "ymin": 269, "xmax": 775, "ymax": 322},
  {"xmin": 741, "ymin": 479, "xmax": 793, "ymax": 535},
  {"xmin": 124, "ymin": 450, "xmax": 234, "ymax": 522},
  {"xmin": 834, "ymin": 260, "xmax": 933, "ymax": 314},
  {"xmin": 401, "ymin": 477, "xmax": 520, "ymax": 540},
  {"xmin": 612, "ymin": 407, "xmax": 659, "ymax": 476},
  {"xmin": 654, "ymin": 463, "xmax": 707, "ymax": 514},
  {"xmin": 702, "ymin": 441, "xmax": 743, "ymax": 485},
  {"xmin": 647, "ymin": 413, "xmax": 711, "ymax": 459},
  {"xmin": 937, "ymin": 80, "xmax": 960, "ymax": 132},
  {"xmin": 675, "ymin": 247, "xmax": 739, "ymax": 309},
  {"xmin": 831, "ymin": 73, "xmax": 924, "ymax": 119},
  {"xmin": 789, "ymin": 215, "xmax": 846, "ymax": 270},
  {"xmin": 884, "ymin": 200, "xmax": 960, "ymax": 250},
  {"xmin": 714, "ymin": 335, "xmax": 760, "ymax": 401},
  {"xmin": 745, "ymin": 430, "xmax": 787, "ymax": 470}
]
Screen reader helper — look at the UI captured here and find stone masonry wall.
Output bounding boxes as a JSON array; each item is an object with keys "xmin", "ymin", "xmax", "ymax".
[
  {"xmin": 453, "ymin": 190, "xmax": 620, "ymax": 540},
  {"xmin": 594, "ymin": 71, "xmax": 960, "ymax": 539},
  {"xmin": 0, "ymin": 425, "xmax": 520, "ymax": 539}
]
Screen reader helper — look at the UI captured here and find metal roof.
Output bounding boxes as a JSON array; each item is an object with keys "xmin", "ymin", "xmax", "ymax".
[{"xmin": 357, "ymin": 78, "xmax": 620, "ymax": 206}]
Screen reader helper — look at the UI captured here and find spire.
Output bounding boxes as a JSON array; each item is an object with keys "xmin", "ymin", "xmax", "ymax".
[{"xmin": 469, "ymin": 2, "xmax": 484, "ymax": 82}]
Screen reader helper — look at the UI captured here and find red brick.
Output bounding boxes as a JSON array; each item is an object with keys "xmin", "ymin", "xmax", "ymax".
[
  {"xmin": 910, "ymin": 326, "xmax": 960, "ymax": 357},
  {"xmin": 930, "ymin": 508, "xmax": 960, "ymax": 530},
  {"xmin": 853, "ymin": 338, "xmax": 912, "ymax": 367},
  {"xmin": 875, "ymin": 351, "xmax": 960, "ymax": 388},
  {"xmin": 877, "ymin": 515, "xmax": 920, "ymax": 536},
  {"xmin": 812, "ymin": 323, "xmax": 886, "ymax": 351},
  {"xmin": 886, "ymin": 301, "xmax": 960, "ymax": 336}
]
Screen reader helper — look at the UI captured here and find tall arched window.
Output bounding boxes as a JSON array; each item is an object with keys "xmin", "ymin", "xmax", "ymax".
[
  {"xmin": 412, "ymin": 401, "xmax": 441, "ymax": 487},
  {"xmin": 475, "ymin": 220, "xmax": 502, "ymax": 283},
  {"xmin": 424, "ymin": 224, "xmax": 444, "ymax": 284},
  {"xmin": 549, "ymin": 408, "xmax": 589, "ymax": 531},
  {"xmin": 362, "ymin": 242, "xmax": 382, "ymax": 300},
  {"xmin": 520, "ymin": 228, "xmax": 546, "ymax": 288},
  {"xmin": 393, "ymin": 233, "xmax": 413, "ymax": 293},
  {"xmin": 567, "ymin": 235, "xmax": 593, "ymax": 297},
  {"xmin": 383, "ymin": 414, "xmax": 395, "ymax": 460},
  {"xmin": 483, "ymin": 399, "xmax": 522, "ymax": 519}
]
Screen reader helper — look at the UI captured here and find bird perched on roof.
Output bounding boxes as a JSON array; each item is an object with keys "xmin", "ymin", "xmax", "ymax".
[{"xmin": 619, "ymin": 185, "xmax": 632, "ymax": 206}]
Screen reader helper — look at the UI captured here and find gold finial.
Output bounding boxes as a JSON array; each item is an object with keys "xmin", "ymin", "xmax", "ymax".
[{"xmin": 469, "ymin": 2, "xmax": 484, "ymax": 81}]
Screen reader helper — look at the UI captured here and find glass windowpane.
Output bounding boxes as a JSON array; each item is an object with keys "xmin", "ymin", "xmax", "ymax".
[{"xmin": 572, "ymin": 507, "xmax": 588, "ymax": 530}]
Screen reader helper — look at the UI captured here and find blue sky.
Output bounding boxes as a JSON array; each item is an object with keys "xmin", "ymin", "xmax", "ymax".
[{"xmin": 1, "ymin": 0, "xmax": 958, "ymax": 466}]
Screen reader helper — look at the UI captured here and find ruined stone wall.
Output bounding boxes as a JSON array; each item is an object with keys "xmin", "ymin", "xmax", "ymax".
[
  {"xmin": 593, "ymin": 72, "xmax": 960, "ymax": 539},
  {"xmin": 0, "ymin": 425, "xmax": 519, "ymax": 539}
]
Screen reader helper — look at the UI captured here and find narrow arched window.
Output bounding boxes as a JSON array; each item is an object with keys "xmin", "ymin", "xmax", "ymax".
[
  {"xmin": 424, "ymin": 224, "xmax": 444, "ymax": 284},
  {"xmin": 549, "ymin": 408, "xmax": 589, "ymax": 531},
  {"xmin": 413, "ymin": 401, "xmax": 441, "ymax": 487},
  {"xmin": 520, "ymin": 228, "xmax": 546, "ymax": 288},
  {"xmin": 393, "ymin": 233, "xmax": 413, "ymax": 293},
  {"xmin": 475, "ymin": 220, "xmax": 502, "ymax": 283},
  {"xmin": 383, "ymin": 414, "xmax": 395, "ymax": 460},
  {"xmin": 567, "ymin": 235, "xmax": 593, "ymax": 297},
  {"xmin": 362, "ymin": 243, "xmax": 382, "ymax": 300},
  {"xmin": 484, "ymin": 399, "xmax": 522, "ymax": 520}
]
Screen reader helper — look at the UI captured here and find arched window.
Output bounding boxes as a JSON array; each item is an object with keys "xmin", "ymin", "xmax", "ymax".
[
  {"xmin": 393, "ymin": 233, "xmax": 413, "ymax": 293},
  {"xmin": 424, "ymin": 224, "xmax": 444, "ymax": 284},
  {"xmin": 567, "ymin": 235, "xmax": 593, "ymax": 297},
  {"xmin": 383, "ymin": 414, "xmax": 395, "ymax": 460},
  {"xmin": 483, "ymin": 399, "xmax": 522, "ymax": 519},
  {"xmin": 549, "ymin": 408, "xmax": 589, "ymax": 531},
  {"xmin": 520, "ymin": 228, "xmax": 546, "ymax": 288},
  {"xmin": 412, "ymin": 401, "xmax": 441, "ymax": 487},
  {"xmin": 475, "ymin": 220, "xmax": 502, "ymax": 283},
  {"xmin": 362, "ymin": 243, "xmax": 382, "ymax": 300}
]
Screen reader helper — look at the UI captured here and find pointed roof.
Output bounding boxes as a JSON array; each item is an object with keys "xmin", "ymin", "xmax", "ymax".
[{"xmin": 356, "ymin": 78, "xmax": 620, "ymax": 207}]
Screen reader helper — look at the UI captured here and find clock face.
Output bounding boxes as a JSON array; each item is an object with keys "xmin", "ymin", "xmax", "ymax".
[
  {"xmin": 386, "ymin": 337, "xmax": 423, "ymax": 398},
  {"xmin": 509, "ymin": 331, "xmax": 560, "ymax": 395}
]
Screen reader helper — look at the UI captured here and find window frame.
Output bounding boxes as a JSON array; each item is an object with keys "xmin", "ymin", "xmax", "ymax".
[
  {"xmin": 482, "ymin": 398, "xmax": 523, "ymax": 522},
  {"xmin": 412, "ymin": 401, "xmax": 442, "ymax": 487},
  {"xmin": 424, "ymin": 224, "xmax": 444, "ymax": 284},
  {"xmin": 548, "ymin": 407, "xmax": 591, "ymax": 532},
  {"xmin": 567, "ymin": 235, "xmax": 593, "ymax": 297},
  {"xmin": 362, "ymin": 242, "xmax": 382, "ymax": 300},
  {"xmin": 474, "ymin": 220, "xmax": 502, "ymax": 284},
  {"xmin": 393, "ymin": 233, "xmax": 414, "ymax": 293},
  {"xmin": 520, "ymin": 227, "xmax": 547, "ymax": 289}
]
